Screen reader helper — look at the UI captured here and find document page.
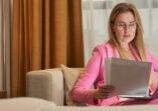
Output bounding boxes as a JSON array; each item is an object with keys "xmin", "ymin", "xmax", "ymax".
[{"xmin": 104, "ymin": 58, "xmax": 152, "ymax": 98}]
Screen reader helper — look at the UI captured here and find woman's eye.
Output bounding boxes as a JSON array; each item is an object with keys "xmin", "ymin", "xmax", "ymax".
[
  {"xmin": 118, "ymin": 24, "xmax": 125, "ymax": 26},
  {"xmin": 129, "ymin": 24, "xmax": 135, "ymax": 26}
]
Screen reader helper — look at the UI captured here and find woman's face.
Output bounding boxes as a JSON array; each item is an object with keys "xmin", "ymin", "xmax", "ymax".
[{"xmin": 113, "ymin": 11, "xmax": 137, "ymax": 46}]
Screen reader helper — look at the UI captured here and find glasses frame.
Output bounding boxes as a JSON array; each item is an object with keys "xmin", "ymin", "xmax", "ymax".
[{"xmin": 114, "ymin": 21, "xmax": 137, "ymax": 31}]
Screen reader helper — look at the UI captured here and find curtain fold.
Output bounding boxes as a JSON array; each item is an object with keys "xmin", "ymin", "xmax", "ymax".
[
  {"xmin": 12, "ymin": 0, "xmax": 84, "ymax": 97},
  {"xmin": 50, "ymin": 0, "xmax": 68, "ymax": 67},
  {"xmin": 67, "ymin": 0, "xmax": 84, "ymax": 67}
]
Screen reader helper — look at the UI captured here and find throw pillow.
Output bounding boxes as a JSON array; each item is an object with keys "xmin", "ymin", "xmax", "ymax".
[{"xmin": 61, "ymin": 64, "xmax": 86, "ymax": 106}]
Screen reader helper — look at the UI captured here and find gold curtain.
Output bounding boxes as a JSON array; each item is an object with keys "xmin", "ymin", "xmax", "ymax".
[{"xmin": 12, "ymin": 0, "xmax": 84, "ymax": 97}]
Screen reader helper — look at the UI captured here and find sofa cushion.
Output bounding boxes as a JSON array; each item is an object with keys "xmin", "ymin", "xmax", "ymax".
[
  {"xmin": 45, "ymin": 105, "xmax": 158, "ymax": 111},
  {"xmin": 0, "ymin": 97, "xmax": 56, "ymax": 111},
  {"xmin": 61, "ymin": 64, "xmax": 86, "ymax": 106}
]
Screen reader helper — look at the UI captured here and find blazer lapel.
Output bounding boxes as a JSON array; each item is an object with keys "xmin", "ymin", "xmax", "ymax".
[{"xmin": 129, "ymin": 44, "xmax": 141, "ymax": 61}]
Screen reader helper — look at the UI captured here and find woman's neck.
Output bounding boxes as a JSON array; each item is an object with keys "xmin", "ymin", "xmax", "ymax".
[
  {"xmin": 120, "ymin": 43, "xmax": 130, "ymax": 51},
  {"xmin": 120, "ymin": 43, "xmax": 136, "ymax": 60}
]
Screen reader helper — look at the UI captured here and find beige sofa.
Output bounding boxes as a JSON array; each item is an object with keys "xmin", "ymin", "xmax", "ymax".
[
  {"xmin": 25, "ymin": 66, "xmax": 158, "ymax": 111},
  {"xmin": 0, "ymin": 97, "xmax": 56, "ymax": 111},
  {"xmin": 1, "ymin": 97, "xmax": 158, "ymax": 111},
  {"xmin": 26, "ymin": 66, "xmax": 84, "ymax": 106}
]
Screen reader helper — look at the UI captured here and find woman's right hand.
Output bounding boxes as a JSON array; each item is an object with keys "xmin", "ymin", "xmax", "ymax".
[{"xmin": 94, "ymin": 85, "xmax": 115, "ymax": 100}]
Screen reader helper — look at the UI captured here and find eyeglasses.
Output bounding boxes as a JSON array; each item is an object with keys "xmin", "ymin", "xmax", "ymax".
[{"xmin": 115, "ymin": 22, "xmax": 137, "ymax": 31}]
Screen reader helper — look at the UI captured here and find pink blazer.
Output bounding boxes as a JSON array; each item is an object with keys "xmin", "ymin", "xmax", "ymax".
[{"xmin": 71, "ymin": 43, "xmax": 158, "ymax": 106}]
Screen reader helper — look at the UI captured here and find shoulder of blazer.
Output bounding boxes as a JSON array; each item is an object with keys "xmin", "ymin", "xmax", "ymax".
[{"xmin": 92, "ymin": 43, "xmax": 113, "ymax": 57}]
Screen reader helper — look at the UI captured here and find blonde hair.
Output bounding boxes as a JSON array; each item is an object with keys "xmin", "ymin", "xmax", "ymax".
[{"xmin": 107, "ymin": 2, "xmax": 146, "ymax": 61}]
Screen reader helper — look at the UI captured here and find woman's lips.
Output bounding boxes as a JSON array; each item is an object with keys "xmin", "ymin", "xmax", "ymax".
[{"xmin": 124, "ymin": 35, "xmax": 130, "ymax": 38}]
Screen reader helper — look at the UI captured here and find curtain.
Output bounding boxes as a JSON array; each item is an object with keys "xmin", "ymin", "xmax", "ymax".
[
  {"xmin": 82, "ymin": 0, "xmax": 158, "ymax": 65},
  {"xmin": 12, "ymin": 0, "xmax": 84, "ymax": 97}
]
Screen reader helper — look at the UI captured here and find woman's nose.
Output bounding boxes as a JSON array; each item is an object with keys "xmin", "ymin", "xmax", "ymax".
[{"xmin": 124, "ymin": 25, "xmax": 130, "ymax": 32}]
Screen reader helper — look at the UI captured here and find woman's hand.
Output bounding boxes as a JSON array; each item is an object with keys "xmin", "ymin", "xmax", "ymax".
[{"xmin": 94, "ymin": 85, "xmax": 115, "ymax": 100}]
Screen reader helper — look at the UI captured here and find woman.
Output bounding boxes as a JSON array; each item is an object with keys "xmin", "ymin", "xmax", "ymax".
[{"xmin": 71, "ymin": 2, "xmax": 158, "ymax": 106}]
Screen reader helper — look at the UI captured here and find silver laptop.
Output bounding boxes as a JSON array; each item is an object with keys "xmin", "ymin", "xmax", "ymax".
[
  {"xmin": 104, "ymin": 58, "xmax": 153, "ymax": 99},
  {"xmin": 120, "ymin": 86, "xmax": 158, "ymax": 99}
]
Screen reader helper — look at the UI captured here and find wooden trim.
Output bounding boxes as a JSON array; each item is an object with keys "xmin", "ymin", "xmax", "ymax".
[
  {"xmin": 0, "ymin": 0, "xmax": 3, "ymax": 91},
  {"xmin": 0, "ymin": 90, "xmax": 7, "ymax": 98},
  {"xmin": 5, "ymin": 0, "xmax": 11, "ymax": 97}
]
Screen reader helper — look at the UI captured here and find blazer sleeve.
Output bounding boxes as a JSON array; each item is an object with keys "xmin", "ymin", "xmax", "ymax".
[
  {"xmin": 71, "ymin": 46, "xmax": 104, "ymax": 105},
  {"xmin": 146, "ymin": 49, "xmax": 158, "ymax": 72}
]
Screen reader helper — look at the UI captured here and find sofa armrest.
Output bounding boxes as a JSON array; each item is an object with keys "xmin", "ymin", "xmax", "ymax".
[{"xmin": 26, "ymin": 68, "xmax": 64, "ymax": 106}]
